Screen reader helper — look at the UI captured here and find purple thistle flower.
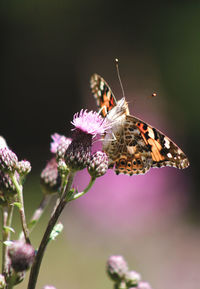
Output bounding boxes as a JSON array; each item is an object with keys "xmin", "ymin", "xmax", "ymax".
[
  {"xmin": 16, "ymin": 160, "xmax": 31, "ymax": 176},
  {"xmin": 8, "ymin": 240, "xmax": 35, "ymax": 272},
  {"xmin": 65, "ymin": 110, "xmax": 109, "ymax": 171},
  {"xmin": 125, "ymin": 270, "xmax": 141, "ymax": 287},
  {"xmin": 0, "ymin": 147, "xmax": 18, "ymax": 174},
  {"xmin": 88, "ymin": 151, "xmax": 108, "ymax": 178},
  {"xmin": 71, "ymin": 109, "xmax": 109, "ymax": 137},
  {"xmin": 50, "ymin": 133, "xmax": 71, "ymax": 154},
  {"xmin": 56, "ymin": 137, "xmax": 72, "ymax": 161},
  {"xmin": 107, "ymin": 255, "xmax": 129, "ymax": 282},
  {"xmin": 40, "ymin": 158, "xmax": 61, "ymax": 195},
  {"xmin": 0, "ymin": 170, "xmax": 19, "ymax": 199}
]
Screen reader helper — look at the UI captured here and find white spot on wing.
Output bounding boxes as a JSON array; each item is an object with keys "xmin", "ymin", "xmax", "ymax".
[
  {"xmin": 164, "ymin": 137, "xmax": 170, "ymax": 149},
  {"xmin": 148, "ymin": 127, "xmax": 155, "ymax": 139},
  {"xmin": 167, "ymin": 152, "xmax": 173, "ymax": 158}
]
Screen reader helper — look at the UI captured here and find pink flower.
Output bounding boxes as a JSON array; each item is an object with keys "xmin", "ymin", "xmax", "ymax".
[
  {"xmin": 50, "ymin": 133, "xmax": 71, "ymax": 154},
  {"xmin": 71, "ymin": 109, "xmax": 109, "ymax": 137}
]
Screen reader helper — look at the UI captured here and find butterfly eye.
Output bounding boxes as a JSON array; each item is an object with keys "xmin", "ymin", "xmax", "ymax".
[{"xmin": 133, "ymin": 160, "xmax": 137, "ymax": 165}]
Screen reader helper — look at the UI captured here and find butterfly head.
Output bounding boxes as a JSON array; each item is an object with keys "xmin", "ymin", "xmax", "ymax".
[{"xmin": 106, "ymin": 97, "xmax": 129, "ymax": 125}]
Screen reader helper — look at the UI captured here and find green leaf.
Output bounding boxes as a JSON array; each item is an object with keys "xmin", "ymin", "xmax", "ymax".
[
  {"xmin": 49, "ymin": 222, "xmax": 64, "ymax": 241},
  {"xmin": 3, "ymin": 241, "xmax": 13, "ymax": 246},
  {"xmin": 28, "ymin": 219, "xmax": 37, "ymax": 230},
  {"xmin": 13, "ymin": 202, "xmax": 22, "ymax": 209},
  {"xmin": 4, "ymin": 226, "xmax": 15, "ymax": 233}
]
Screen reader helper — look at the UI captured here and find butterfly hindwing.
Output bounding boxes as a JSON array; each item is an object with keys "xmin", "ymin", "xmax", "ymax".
[{"xmin": 90, "ymin": 74, "xmax": 117, "ymax": 117}]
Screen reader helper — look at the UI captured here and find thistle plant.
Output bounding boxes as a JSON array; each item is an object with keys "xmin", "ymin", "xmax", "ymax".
[
  {"xmin": 0, "ymin": 109, "xmax": 154, "ymax": 289},
  {"xmin": 107, "ymin": 255, "xmax": 152, "ymax": 289}
]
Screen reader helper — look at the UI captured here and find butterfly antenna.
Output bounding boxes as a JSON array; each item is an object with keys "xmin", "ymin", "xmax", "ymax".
[{"xmin": 115, "ymin": 58, "xmax": 125, "ymax": 99}]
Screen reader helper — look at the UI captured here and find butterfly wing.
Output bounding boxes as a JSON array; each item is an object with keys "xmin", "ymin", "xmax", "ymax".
[
  {"xmin": 90, "ymin": 74, "xmax": 117, "ymax": 117},
  {"xmin": 90, "ymin": 73, "xmax": 189, "ymax": 176},
  {"xmin": 105, "ymin": 115, "xmax": 189, "ymax": 176}
]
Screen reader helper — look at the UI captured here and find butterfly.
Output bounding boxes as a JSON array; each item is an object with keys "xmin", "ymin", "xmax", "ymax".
[{"xmin": 90, "ymin": 73, "xmax": 190, "ymax": 176}]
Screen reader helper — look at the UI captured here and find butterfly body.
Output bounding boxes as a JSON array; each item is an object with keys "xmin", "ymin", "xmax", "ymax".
[{"xmin": 90, "ymin": 73, "xmax": 189, "ymax": 176}]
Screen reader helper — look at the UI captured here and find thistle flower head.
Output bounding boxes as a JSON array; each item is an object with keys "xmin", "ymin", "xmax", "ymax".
[
  {"xmin": 88, "ymin": 151, "xmax": 108, "ymax": 178},
  {"xmin": 71, "ymin": 109, "xmax": 109, "ymax": 137},
  {"xmin": 16, "ymin": 160, "xmax": 31, "ymax": 176},
  {"xmin": 8, "ymin": 240, "xmax": 35, "ymax": 272},
  {"xmin": 56, "ymin": 137, "xmax": 72, "ymax": 161},
  {"xmin": 64, "ymin": 133, "xmax": 91, "ymax": 171},
  {"xmin": 0, "ymin": 147, "xmax": 18, "ymax": 174},
  {"xmin": 50, "ymin": 133, "xmax": 71, "ymax": 154},
  {"xmin": 125, "ymin": 270, "xmax": 141, "ymax": 287},
  {"xmin": 0, "ymin": 171, "xmax": 19, "ymax": 203},
  {"xmin": 107, "ymin": 255, "xmax": 129, "ymax": 282},
  {"xmin": 64, "ymin": 109, "xmax": 109, "ymax": 171},
  {"xmin": 40, "ymin": 158, "xmax": 61, "ymax": 195}
]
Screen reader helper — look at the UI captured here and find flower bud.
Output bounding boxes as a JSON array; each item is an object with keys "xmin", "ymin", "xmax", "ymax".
[
  {"xmin": 65, "ymin": 130, "xmax": 92, "ymax": 171},
  {"xmin": 8, "ymin": 241, "xmax": 35, "ymax": 272},
  {"xmin": 0, "ymin": 171, "xmax": 19, "ymax": 201},
  {"xmin": 0, "ymin": 147, "xmax": 18, "ymax": 174},
  {"xmin": 125, "ymin": 270, "xmax": 141, "ymax": 287},
  {"xmin": 40, "ymin": 158, "xmax": 61, "ymax": 195},
  {"xmin": 107, "ymin": 255, "xmax": 128, "ymax": 282},
  {"xmin": 56, "ymin": 137, "xmax": 72, "ymax": 161},
  {"xmin": 88, "ymin": 151, "xmax": 108, "ymax": 178},
  {"xmin": 0, "ymin": 274, "xmax": 6, "ymax": 289},
  {"xmin": 16, "ymin": 160, "xmax": 31, "ymax": 176},
  {"xmin": 43, "ymin": 286, "xmax": 57, "ymax": 289},
  {"xmin": 50, "ymin": 133, "xmax": 71, "ymax": 154}
]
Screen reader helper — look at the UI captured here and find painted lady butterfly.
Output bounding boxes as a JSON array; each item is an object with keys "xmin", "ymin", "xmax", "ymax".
[{"xmin": 90, "ymin": 73, "xmax": 190, "ymax": 176}]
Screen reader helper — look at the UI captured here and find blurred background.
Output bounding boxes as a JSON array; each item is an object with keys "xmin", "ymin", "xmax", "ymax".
[{"xmin": 1, "ymin": 1, "xmax": 200, "ymax": 289}]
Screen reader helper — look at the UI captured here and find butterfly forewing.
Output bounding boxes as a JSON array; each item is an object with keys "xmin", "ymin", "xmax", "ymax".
[{"xmin": 90, "ymin": 74, "xmax": 117, "ymax": 117}]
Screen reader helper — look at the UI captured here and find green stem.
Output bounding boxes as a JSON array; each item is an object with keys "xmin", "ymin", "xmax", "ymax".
[
  {"xmin": 70, "ymin": 176, "xmax": 96, "ymax": 201},
  {"xmin": 2, "ymin": 206, "xmax": 14, "ymax": 276},
  {"xmin": 19, "ymin": 195, "xmax": 52, "ymax": 240},
  {"xmin": 27, "ymin": 172, "xmax": 75, "ymax": 289},
  {"xmin": 7, "ymin": 271, "xmax": 18, "ymax": 289},
  {"xmin": 10, "ymin": 174, "xmax": 30, "ymax": 244},
  {"xmin": 2, "ymin": 207, "xmax": 7, "ymax": 274}
]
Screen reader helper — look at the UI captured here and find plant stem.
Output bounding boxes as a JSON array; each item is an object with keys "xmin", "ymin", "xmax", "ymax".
[
  {"xmin": 27, "ymin": 172, "xmax": 75, "ymax": 289},
  {"xmin": 10, "ymin": 173, "xmax": 30, "ymax": 244},
  {"xmin": 2, "ymin": 207, "xmax": 8, "ymax": 274},
  {"xmin": 70, "ymin": 176, "xmax": 96, "ymax": 200},
  {"xmin": 18, "ymin": 195, "xmax": 52, "ymax": 240},
  {"xmin": 2, "ymin": 206, "xmax": 14, "ymax": 276}
]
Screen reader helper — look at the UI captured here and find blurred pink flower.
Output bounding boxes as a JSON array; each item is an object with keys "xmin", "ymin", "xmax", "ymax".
[
  {"xmin": 73, "ymin": 161, "xmax": 189, "ymax": 231},
  {"xmin": 50, "ymin": 133, "xmax": 71, "ymax": 154}
]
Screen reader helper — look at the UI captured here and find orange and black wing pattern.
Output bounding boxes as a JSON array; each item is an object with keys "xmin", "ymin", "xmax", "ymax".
[{"xmin": 90, "ymin": 74, "xmax": 117, "ymax": 117}]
